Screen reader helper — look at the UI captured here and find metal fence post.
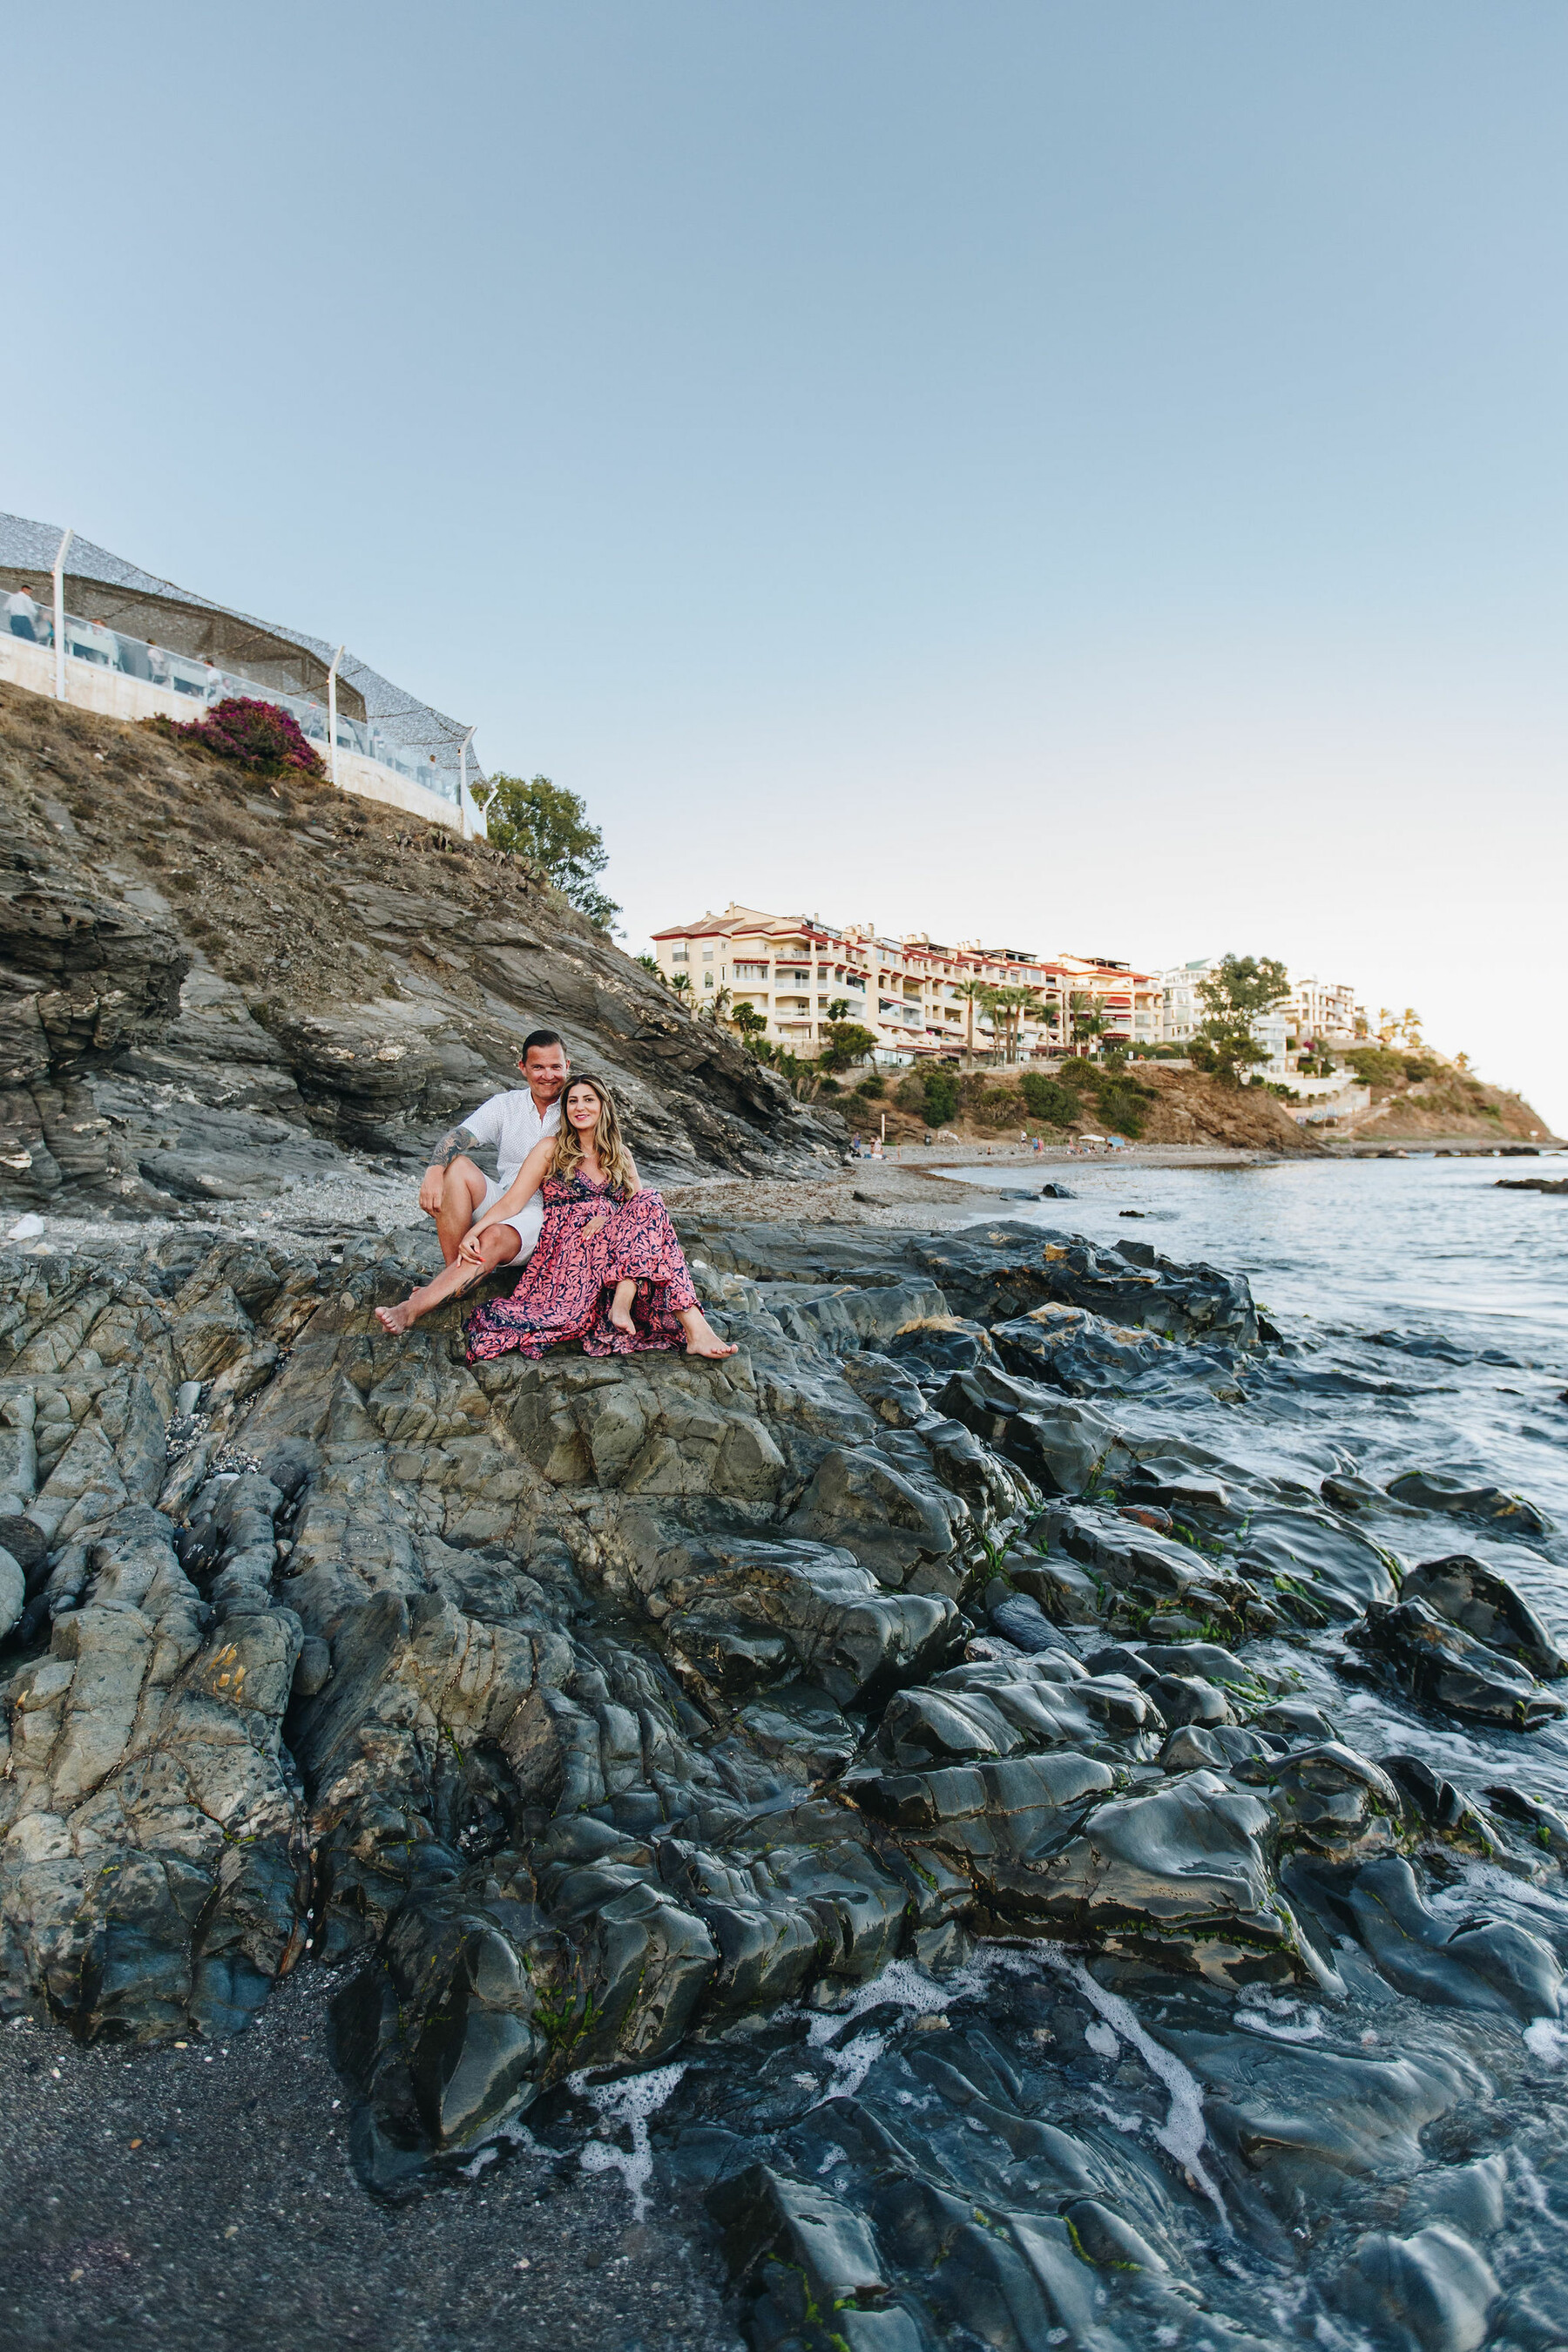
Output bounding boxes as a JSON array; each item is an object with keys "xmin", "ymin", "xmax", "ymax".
[
  {"xmin": 51, "ymin": 527, "xmax": 73, "ymax": 700},
  {"xmin": 326, "ymin": 645, "xmax": 344, "ymax": 789},
  {"xmin": 458, "ymin": 726, "xmax": 476, "ymax": 838}
]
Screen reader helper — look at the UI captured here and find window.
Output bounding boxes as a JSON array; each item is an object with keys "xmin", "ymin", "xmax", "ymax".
[
  {"xmin": 702, "ymin": 950, "xmax": 714, "ymax": 962},
  {"xmin": 670, "ymin": 949, "xmax": 689, "ymax": 963},
  {"xmin": 703, "ymin": 972, "xmax": 714, "ymax": 988}
]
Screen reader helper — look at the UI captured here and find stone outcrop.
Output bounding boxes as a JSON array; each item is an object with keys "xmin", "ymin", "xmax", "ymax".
[
  {"xmin": 0, "ymin": 684, "xmax": 842, "ymax": 1214},
  {"xmin": 3, "ymin": 1197, "xmax": 1565, "ymax": 2348}
]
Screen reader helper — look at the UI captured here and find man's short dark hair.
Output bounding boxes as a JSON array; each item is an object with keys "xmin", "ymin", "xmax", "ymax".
[{"xmin": 521, "ymin": 1030, "xmax": 565, "ymax": 1058}]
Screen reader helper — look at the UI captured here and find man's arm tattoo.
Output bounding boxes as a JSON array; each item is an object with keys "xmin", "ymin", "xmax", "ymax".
[{"xmin": 430, "ymin": 1125, "xmax": 479, "ymax": 1171}]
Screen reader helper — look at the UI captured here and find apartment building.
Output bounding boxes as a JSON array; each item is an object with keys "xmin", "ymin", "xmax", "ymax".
[
  {"xmin": 650, "ymin": 904, "xmax": 1155, "ymax": 1064},
  {"xmin": 1156, "ymin": 957, "xmax": 1291, "ymax": 1077},
  {"xmin": 1288, "ymin": 976, "xmax": 1364, "ymax": 1045}
]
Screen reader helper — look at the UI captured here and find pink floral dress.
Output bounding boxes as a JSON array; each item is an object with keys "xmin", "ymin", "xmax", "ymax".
[{"xmin": 463, "ymin": 1173, "xmax": 700, "ymax": 1363}]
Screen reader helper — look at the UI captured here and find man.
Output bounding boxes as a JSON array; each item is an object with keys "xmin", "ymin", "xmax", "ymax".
[{"xmin": 415, "ymin": 1028, "xmax": 569, "ymax": 1281}]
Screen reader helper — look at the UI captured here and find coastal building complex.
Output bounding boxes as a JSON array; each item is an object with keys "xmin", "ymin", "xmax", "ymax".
[
  {"xmin": 652, "ymin": 906, "xmax": 1372, "ymax": 1086},
  {"xmin": 650, "ymin": 904, "xmax": 1157, "ymax": 1064},
  {"xmin": 1, "ymin": 514, "xmax": 486, "ymax": 834}
]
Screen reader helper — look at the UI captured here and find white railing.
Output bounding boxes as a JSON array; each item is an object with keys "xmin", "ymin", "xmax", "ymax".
[{"xmin": 3, "ymin": 591, "xmax": 464, "ymax": 809}]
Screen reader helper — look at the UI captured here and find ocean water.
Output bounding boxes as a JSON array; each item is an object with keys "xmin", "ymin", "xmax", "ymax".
[{"xmin": 943, "ymin": 1152, "xmax": 1568, "ymax": 1800}]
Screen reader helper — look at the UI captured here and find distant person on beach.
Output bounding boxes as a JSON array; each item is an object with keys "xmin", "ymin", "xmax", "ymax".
[{"xmin": 375, "ymin": 1072, "xmax": 735, "ymax": 1360}]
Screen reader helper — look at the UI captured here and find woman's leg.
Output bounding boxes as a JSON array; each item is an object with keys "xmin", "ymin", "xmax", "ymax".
[
  {"xmin": 600, "ymin": 1192, "xmax": 736, "ymax": 1356},
  {"xmin": 375, "ymin": 1220, "xmax": 520, "ymax": 1335}
]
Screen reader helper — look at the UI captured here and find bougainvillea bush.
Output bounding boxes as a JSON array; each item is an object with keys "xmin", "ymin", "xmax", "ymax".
[{"xmin": 149, "ymin": 697, "xmax": 328, "ymax": 781}]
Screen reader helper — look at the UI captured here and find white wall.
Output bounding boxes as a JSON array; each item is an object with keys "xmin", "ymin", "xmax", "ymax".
[{"xmin": 0, "ymin": 636, "xmax": 473, "ymax": 835}]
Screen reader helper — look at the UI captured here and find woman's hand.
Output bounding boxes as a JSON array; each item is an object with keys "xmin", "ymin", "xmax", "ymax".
[
  {"xmin": 583, "ymin": 1213, "xmax": 607, "ymax": 1239},
  {"xmin": 456, "ymin": 1225, "xmax": 490, "ymax": 1267}
]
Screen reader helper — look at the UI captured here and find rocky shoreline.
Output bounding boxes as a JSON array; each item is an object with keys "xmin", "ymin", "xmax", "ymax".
[{"xmin": 3, "ymin": 1194, "xmax": 1567, "ymax": 2351}]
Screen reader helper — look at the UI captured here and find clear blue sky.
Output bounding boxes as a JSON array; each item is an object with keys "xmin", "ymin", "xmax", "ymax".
[{"xmin": 10, "ymin": 3, "xmax": 1566, "ymax": 1125}]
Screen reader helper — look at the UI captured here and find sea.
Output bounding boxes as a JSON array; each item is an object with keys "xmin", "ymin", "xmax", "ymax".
[{"xmin": 943, "ymin": 1151, "xmax": 1568, "ymax": 1804}]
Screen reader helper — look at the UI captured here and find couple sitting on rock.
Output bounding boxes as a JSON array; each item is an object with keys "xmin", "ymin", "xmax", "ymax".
[{"xmin": 374, "ymin": 1029, "xmax": 736, "ymax": 1362}]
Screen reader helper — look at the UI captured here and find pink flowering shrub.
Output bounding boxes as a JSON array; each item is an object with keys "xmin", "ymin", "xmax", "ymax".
[{"xmin": 153, "ymin": 697, "xmax": 327, "ymax": 781}]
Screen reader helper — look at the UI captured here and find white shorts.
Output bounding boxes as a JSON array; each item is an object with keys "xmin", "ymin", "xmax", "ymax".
[{"xmin": 473, "ymin": 1180, "xmax": 544, "ymax": 1260}]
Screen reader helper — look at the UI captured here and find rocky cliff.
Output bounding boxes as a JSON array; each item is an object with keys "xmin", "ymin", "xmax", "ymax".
[{"xmin": 0, "ymin": 683, "xmax": 842, "ymax": 1220}]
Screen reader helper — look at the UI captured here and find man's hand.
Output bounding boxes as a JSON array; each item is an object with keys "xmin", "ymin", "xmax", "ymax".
[{"xmin": 418, "ymin": 1166, "xmax": 446, "ymax": 1217}]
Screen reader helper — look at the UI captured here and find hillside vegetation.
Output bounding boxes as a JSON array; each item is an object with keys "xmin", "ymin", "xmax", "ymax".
[
  {"xmin": 1342, "ymin": 1046, "xmax": 1555, "ymax": 1143},
  {"xmin": 834, "ymin": 1058, "xmax": 1325, "ymax": 1152}
]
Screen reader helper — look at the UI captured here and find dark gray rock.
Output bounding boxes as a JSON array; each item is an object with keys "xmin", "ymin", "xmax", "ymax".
[
  {"xmin": 1386, "ymin": 1470, "xmax": 1551, "ymax": 1538},
  {"xmin": 1353, "ymin": 1598, "xmax": 1567, "ymax": 1731},
  {"xmin": 1402, "ymin": 1554, "xmax": 1565, "ymax": 1680}
]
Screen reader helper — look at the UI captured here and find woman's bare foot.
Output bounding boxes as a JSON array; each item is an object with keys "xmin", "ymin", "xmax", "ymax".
[
  {"xmin": 609, "ymin": 1279, "xmax": 638, "ymax": 1336},
  {"xmin": 375, "ymin": 1298, "xmax": 420, "ymax": 1335},
  {"xmin": 680, "ymin": 1308, "xmax": 737, "ymax": 1359}
]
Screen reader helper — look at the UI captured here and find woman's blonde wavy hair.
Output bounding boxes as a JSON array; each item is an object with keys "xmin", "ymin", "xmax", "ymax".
[{"xmin": 550, "ymin": 1075, "xmax": 639, "ymax": 1196}]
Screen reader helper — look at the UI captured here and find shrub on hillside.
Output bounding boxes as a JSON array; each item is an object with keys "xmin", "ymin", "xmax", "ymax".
[
  {"xmin": 1019, "ymin": 1071, "xmax": 1078, "ymax": 1126},
  {"xmin": 150, "ymin": 697, "xmax": 327, "ymax": 781},
  {"xmin": 923, "ymin": 1070, "xmax": 959, "ymax": 1125},
  {"xmin": 855, "ymin": 1073, "xmax": 885, "ymax": 1098},
  {"xmin": 1345, "ymin": 1047, "xmax": 1407, "ymax": 1088}
]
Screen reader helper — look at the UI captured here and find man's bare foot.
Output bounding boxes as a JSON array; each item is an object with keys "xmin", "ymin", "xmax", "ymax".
[{"xmin": 375, "ymin": 1300, "xmax": 419, "ymax": 1335}]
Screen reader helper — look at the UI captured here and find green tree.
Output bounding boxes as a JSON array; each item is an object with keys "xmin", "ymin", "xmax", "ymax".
[
  {"xmin": 667, "ymin": 970, "xmax": 693, "ymax": 1001},
  {"xmin": 826, "ymin": 997, "xmax": 852, "ymax": 1021},
  {"xmin": 820, "ymin": 1020, "xmax": 879, "ymax": 1072},
  {"xmin": 731, "ymin": 1000, "xmax": 767, "ymax": 1046},
  {"xmin": 923, "ymin": 1069, "xmax": 959, "ymax": 1125},
  {"xmin": 471, "ymin": 773, "xmax": 619, "ymax": 929},
  {"xmin": 1194, "ymin": 954, "xmax": 1289, "ymax": 1085}
]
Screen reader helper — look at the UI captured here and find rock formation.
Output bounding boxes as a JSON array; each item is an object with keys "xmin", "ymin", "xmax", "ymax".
[
  {"xmin": 3, "ymin": 1199, "xmax": 1565, "ymax": 2349},
  {"xmin": 0, "ymin": 682, "xmax": 841, "ymax": 1218}
]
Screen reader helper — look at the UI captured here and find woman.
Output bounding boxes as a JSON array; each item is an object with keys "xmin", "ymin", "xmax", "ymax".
[{"xmin": 375, "ymin": 1074, "xmax": 735, "ymax": 1362}]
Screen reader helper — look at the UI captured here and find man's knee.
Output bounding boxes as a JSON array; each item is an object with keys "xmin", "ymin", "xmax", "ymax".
[{"xmin": 435, "ymin": 1157, "xmax": 485, "ymax": 1217}]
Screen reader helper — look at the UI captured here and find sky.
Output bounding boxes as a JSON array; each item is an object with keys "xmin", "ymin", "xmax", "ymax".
[{"xmin": 9, "ymin": 3, "xmax": 1566, "ymax": 1127}]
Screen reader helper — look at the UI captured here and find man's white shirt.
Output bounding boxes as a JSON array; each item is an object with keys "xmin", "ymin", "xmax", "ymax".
[{"xmin": 463, "ymin": 1089, "xmax": 563, "ymax": 1189}]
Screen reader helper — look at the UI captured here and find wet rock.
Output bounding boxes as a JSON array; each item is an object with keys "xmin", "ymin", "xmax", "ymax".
[
  {"xmin": 1382, "ymin": 1757, "xmax": 1503, "ymax": 1859},
  {"xmin": 1484, "ymin": 1782, "xmax": 1568, "ymax": 1865},
  {"xmin": 0, "ymin": 1544, "xmax": 24, "ymax": 1642},
  {"xmin": 989, "ymin": 1304, "xmax": 1169, "ymax": 1395},
  {"xmin": 985, "ymin": 1590, "xmax": 1069, "ymax": 1653},
  {"xmin": 1343, "ymin": 1856, "xmax": 1564, "ymax": 2020},
  {"xmin": 1233, "ymin": 1505, "xmax": 1400, "ymax": 1624},
  {"xmin": 0, "ymin": 1503, "xmax": 307, "ymax": 2038},
  {"xmin": 642, "ymin": 1531, "xmax": 959, "ymax": 1705},
  {"xmin": 1386, "ymin": 1470, "xmax": 1551, "ymax": 1538},
  {"xmin": 1352, "ymin": 1598, "xmax": 1567, "ymax": 1731},
  {"xmin": 1147, "ymin": 1673, "xmax": 1233, "ymax": 1728},
  {"xmin": 1001, "ymin": 1769, "xmax": 1322, "ymax": 1981},
  {"xmin": 1242, "ymin": 1741, "xmax": 1404, "ymax": 1864},
  {"xmin": 1401, "ymin": 1555, "xmax": 1565, "ymax": 1680},
  {"xmin": 1328, "ymin": 2221, "xmax": 1499, "ymax": 2352}
]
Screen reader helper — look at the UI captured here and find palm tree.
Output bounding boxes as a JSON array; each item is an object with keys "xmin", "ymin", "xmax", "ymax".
[
  {"xmin": 956, "ymin": 977, "xmax": 993, "ymax": 1067},
  {"xmin": 826, "ymin": 997, "xmax": 851, "ymax": 1022},
  {"xmin": 700, "ymin": 983, "xmax": 733, "ymax": 1027},
  {"xmin": 668, "ymin": 970, "xmax": 693, "ymax": 1002},
  {"xmin": 731, "ymin": 1000, "xmax": 767, "ymax": 1050},
  {"xmin": 992, "ymin": 985, "xmax": 1044, "ymax": 1065},
  {"xmin": 1066, "ymin": 990, "xmax": 1107, "ymax": 1058}
]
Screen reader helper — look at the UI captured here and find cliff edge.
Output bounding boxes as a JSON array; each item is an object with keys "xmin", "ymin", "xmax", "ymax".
[{"xmin": 0, "ymin": 683, "xmax": 843, "ymax": 1220}]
